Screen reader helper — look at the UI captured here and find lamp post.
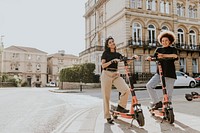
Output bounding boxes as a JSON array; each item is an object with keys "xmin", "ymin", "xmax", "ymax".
[{"xmin": 0, "ymin": 35, "xmax": 4, "ymax": 87}]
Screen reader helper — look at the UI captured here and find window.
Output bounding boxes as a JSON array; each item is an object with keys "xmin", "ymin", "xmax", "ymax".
[
  {"xmin": 148, "ymin": 24, "xmax": 156, "ymax": 46},
  {"xmin": 27, "ymin": 63, "xmax": 32, "ymax": 71},
  {"xmin": 160, "ymin": 0, "xmax": 170, "ymax": 14},
  {"xmin": 36, "ymin": 56, "xmax": 40, "ymax": 60},
  {"xmin": 177, "ymin": 29, "xmax": 184, "ymax": 45},
  {"xmin": 12, "ymin": 53, "xmax": 19, "ymax": 59},
  {"xmin": 134, "ymin": 56, "xmax": 142, "ymax": 72},
  {"xmin": 99, "ymin": 13, "xmax": 103, "ymax": 25},
  {"xmin": 188, "ymin": 5, "xmax": 197, "ymax": 18},
  {"xmin": 180, "ymin": 58, "xmax": 186, "ymax": 72},
  {"xmin": 36, "ymin": 64, "xmax": 41, "ymax": 71},
  {"xmin": 165, "ymin": 1, "xmax": 169, "ymax": 14},
  {"xmin": 146, "ymin": 0, "xmax": 156, "ymax": 11},
  {"xmin": 161, "ymin": 26, "xmax": 169, "ymax": 31},
  {"xmin": 192, "ymin": 59, "xmax": 198, "ymax": 73},
  {"xmin": 160, "ymin": 1, "xmax": 164, "ymax": 13},
  {"xmin": 132, "ymin": 23, "xmax": 142, "ymax": 45},
  {"xmin": 28, "ymin": 54, "xmax": 32, "ymax": 60},
  {"xmin": 189, "ymin": 30, "xmax": 196, "ymax": 47},
  {"xmin": 58, "ymin": 59, "xmax": 63, "ymax": 63},
  {"xmin": 177, "ymin": 3, "xmax": 185, "ymax": 16},
  {"xmin": 130, "ymin": 0, "xmax": 142, "ymax": 9}
]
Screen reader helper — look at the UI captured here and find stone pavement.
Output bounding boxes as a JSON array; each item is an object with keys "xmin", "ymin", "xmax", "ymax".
[
  {"xmin": 50, "ymin": 85, "xmax": 200, "ymax": 133},
  {"xmin": 51, "ymin": 100, "xmax": 200, "ymax": 133}
]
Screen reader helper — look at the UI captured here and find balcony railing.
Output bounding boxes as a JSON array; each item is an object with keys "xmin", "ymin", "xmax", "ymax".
[
  {"xmin": 174, "ymin": 43, "xmax": 200, "ymax": 51},
  {"xmin": 128, "ymin": 39, "xmax": 161, "ymax": 48},
  {"xmin": 128, "ymin": 39, "xmax": 200, "ymax": 51},
  {"xmin": 79, "ymin": 45, "xmax": 104, "ymax": 56}
]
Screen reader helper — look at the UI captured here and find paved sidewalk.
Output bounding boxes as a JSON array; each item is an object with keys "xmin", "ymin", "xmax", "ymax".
[{"xmin": 52, "ymin": 101, "xmax": 200, "ymax": 133}]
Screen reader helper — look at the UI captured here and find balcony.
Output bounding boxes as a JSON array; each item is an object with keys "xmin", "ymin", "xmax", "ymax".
[
  {"xmin": 128, "ymin": 39, "xmax": 200, "ymax": 52},
  {"xmin": 174, "ymin": 43, "xmax": 200, "ymax": 51},
  {"xmin": 128, "ymin": 39, "xmax": 161, "ymax": 49},
  {"xmin": 79, "ymin": 45, "xmax": 104, "ymax": 56}
]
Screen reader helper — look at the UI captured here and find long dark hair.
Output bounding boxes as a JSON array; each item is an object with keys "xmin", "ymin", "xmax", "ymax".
[{"xmin": 104, "ymin": 36, "xmax": 116, "ymax": 52}]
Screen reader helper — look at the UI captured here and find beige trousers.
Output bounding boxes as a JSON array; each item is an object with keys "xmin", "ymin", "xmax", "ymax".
[{"xmin": 100, "ymin": 70, "xmax": 130, "ymax": 119}]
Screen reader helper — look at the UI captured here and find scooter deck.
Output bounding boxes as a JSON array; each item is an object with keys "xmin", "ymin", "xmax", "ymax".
[
  {"xmin": 148, "ymin": 107, "xmax": 164, "ymax": 116},
  {"xmin": 110, "ymin": 105, "xmax": 135, "ymax": 118}
]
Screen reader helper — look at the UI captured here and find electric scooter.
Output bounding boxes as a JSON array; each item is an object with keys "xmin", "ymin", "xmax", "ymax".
[
  {"xmin": 185, "ymin": 91, "xmax": 200, "ymax": 101},
  {"xmin": 110, "ymin": 56, "xmax": 145, "ymax": 127},
  {"xmin": 147, "ymin": 57, "xmax": 175, "ymax": 124}
]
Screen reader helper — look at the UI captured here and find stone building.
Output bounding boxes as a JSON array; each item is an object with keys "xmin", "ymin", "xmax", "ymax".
[
  {"xmin": 0, "ymin": 45, "xmax": 48, "ymax": 87},
  {"xmin": 81, "ymin": 0, "xmax": 200, "ymax": 77},
  {"xmin": 47, "ymin": 50, "xmax": 79, "ymax": 84}
]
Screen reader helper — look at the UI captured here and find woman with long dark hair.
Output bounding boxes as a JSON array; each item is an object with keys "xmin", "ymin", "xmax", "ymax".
[{"xmin": 101, "ymin": 36, "xmax": 138, "ymax": 124}]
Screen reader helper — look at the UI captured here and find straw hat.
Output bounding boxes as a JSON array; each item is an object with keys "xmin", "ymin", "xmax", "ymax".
[{"xmin": 157, "ymin": 30, "xmax": 176, "ymax": 45}]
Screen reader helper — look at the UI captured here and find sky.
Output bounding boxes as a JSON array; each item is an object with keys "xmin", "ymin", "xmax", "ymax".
[{"xmin": 0, "ymin": 0, "xmax": 87, "ymax": 56}]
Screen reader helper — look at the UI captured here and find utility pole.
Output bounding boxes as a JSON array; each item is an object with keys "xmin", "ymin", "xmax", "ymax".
[{"xmin": 0, "ymin": 35, "xmax": 5, "ymax": 87}]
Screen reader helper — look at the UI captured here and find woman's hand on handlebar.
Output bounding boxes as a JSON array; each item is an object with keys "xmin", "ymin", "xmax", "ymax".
[
  {"xmin": 111, "ymin": 58, "xmax": 120, "ymax": 63},
  {"xmin": 133, "ymin": 55, "xmax": 139, "ymax": 60},
  {"xmin": 146, "ymin": 56, "xmax": 152, "ymax": 61}
]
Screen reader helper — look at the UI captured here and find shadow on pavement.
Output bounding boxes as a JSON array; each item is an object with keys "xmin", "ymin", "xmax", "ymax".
[
  {"xmin": 153, "ymin": 116, "xmax": 200, "ymax": 133},
  {"xmin": 104, "ymin": 119, "xmax": 147, "ymax": 133}
]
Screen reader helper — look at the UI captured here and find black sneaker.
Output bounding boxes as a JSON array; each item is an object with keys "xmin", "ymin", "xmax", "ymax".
[
  {"xmin": 107, "ymin": 118, "xmax": 114, "ymax": 124},
  {"xmin": 152, "ymin": 101, "xmax": 162, "ymax": 110},
  {"xmin": 116, "ymin": 105, "xmax": 129, "ymax": 113}
]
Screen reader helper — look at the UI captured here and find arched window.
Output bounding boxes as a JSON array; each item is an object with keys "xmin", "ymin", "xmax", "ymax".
[
  {"xmin": 36, "ymin": 63, "xmax": 41, "ymax": 71},
  {"xmin": 189, "ymin": 30, "xmax": 196, "ymax": 45},
  {"xmin": 177, "ymin": 29, "xmax": 184, "ymax": 45},
  {"xmin": 161, "ymin": 26, "xmax": 169, "ymax": 31},
  {"xmin": 132, "ymin": 23, "xmax": 142, "ymax": 45},
  {"xmin": 148, "ymin": 24, "xmax": 156, "ymax": 46}
]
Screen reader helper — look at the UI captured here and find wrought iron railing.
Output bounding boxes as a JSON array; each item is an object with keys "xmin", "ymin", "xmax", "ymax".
[{"xmin": 128, "ymin": 39, "xmax": 200, "ymax": 51}]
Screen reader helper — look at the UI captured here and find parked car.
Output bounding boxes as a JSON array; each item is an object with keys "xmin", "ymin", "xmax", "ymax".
[
  {"xmin": 46, "ymin": 82, "xmax": 56, "ymax": 87},
  {"xmin": 174, "ymin": 71, "xmax": 196, "ymax": 88},
  {"xmin": 194, "ymin": 76, "xmax": 200, "ymax": 86}
]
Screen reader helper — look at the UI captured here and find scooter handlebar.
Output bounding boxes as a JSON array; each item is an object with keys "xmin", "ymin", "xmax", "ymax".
[
  {"xmin": 120, "ymin": 56, "xmax": 136, "ymax": 62},
  {"xmin": 145, "ymin": 56, "xmax": 175, "ymax": 62}
]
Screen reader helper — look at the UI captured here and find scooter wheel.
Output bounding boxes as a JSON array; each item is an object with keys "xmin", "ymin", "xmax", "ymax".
[
  {"xmin": 136, "ymin": 112, "xmax": 145, "ymax": 126},
  {"xmin": 113, "ymin": 115, "xmax": 118, "ymax": 119},
  {"xmin": 191, "ymin": 91, "xmax": 199, "ymax": 96},
  {"xmin": 185, "ymin": 94, "xmax": 193, "ymax": 101},
  {"xmin": 167, "ymin": 109, "xmax": 174, "ymax": 124}
]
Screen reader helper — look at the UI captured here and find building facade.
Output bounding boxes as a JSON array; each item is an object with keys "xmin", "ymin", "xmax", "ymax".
[
  {"xmin": 47, "ymin": 51, "xmax": 79, "ymax": 84},
  {"xmin": 81, "ymin": 0, "xmax": 200, "ymax": 77},
  {"xmin": 0, "ymin": 46, "xmax": 48, "ymax": 87}
]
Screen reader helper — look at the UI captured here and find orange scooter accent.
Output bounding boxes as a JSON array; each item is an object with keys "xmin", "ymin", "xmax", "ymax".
[
  {"xmin": 185, "ymin": 91, "xmax": 200, "ymax": 101},
  {"xmin": 110, "ymin": 56, "xmax": 145, "ymax": 127},
  {"xmin": 148, "ymin": 57, "xmax": 174, "ymax": 124}
]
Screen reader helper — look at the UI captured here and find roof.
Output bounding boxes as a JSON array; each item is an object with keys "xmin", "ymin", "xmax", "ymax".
[
  {"xmin": 47, "ymin": 53, "xmax": 78, "ymax": 58},
  {"xmin": 4, "ymin": 45, "xmax": 48, "ymax": 54}
]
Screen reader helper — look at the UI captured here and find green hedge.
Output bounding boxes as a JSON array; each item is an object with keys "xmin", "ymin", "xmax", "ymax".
[{"xmin": 59, "ymin": 63, "xmax": 99, "ymax": 83}]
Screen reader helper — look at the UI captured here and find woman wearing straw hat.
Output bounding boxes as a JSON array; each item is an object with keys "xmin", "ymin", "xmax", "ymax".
[{"xmin": 146, "ymin": 30, "xmax": 178, "ymax": 109}]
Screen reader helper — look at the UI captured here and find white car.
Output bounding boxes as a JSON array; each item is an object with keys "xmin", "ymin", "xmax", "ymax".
[
  {"xmin": 46, "ymin": 82, "xmax": 56, "ymax": 87},
  {"xmin": 174, "ymin": 71, "xmax": 196, "ymax": 88}
]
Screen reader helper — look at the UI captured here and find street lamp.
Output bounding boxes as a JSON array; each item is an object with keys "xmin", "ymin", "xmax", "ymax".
[{"xmin": 0, "ymin": 35, "xmax": 4, "ymax": 87}]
